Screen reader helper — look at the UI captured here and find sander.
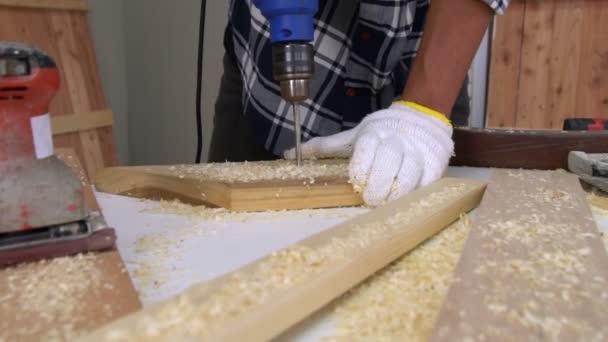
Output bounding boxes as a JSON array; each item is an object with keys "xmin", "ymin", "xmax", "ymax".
[
  {"xmin": 0, "ymin": 42, "xmax": 115, "ymax": 266},
  {"xmin": 254, "ymin": 0, "xmax": 318, "ymax": 166}
]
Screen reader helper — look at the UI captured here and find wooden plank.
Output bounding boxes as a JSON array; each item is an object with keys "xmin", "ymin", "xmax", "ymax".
[
  {"xmin": 51, "ymin": 110, "xmax": 113, "ymax": 135},
  {"xmin": 486, "ymin": 0, "xmax": 526, "ymax": 128},
  {"xmin": 94, "ymin": 161, "xmax": 364, "ymax": 211},
  {"xmin": 451, "ymin": 127, "xmax": 608, "ymax": 170},
  {"xmin": 0, "ymin": 148, "xmax": 140, "ymax": 341},
  {"xmin": 544, "ymin": 0, "xmax": 585, "ymax": 128},
  {"xmin": 82, "ymin": 178, "xmax": 486, "ymax": 342},
  {"xmin": 432, "ymin": 170, "xmax": 608, "ymax": 341},
  {"xmin": 487, "ymin": 0, "xmax": 608, "ymax": 129},
  {"xmin": 48, "ymin": 10, "xmax": 109, "ymax": 177},
  {"xmin": 576, "ymin": 0, "xmax": 608, "ymax": 119},
  {"xmin": 0, "ymin": 0, "xmax": 88, "ymax": 11},
  {"xmin": 515, "ymin": 0, "xmax": 556, "ymax": 128}
]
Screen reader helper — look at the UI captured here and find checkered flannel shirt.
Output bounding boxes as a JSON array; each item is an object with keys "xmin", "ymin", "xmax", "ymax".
[{"xmin": 226, "ymin": 0, "xmax": 509, "ymax": 156}]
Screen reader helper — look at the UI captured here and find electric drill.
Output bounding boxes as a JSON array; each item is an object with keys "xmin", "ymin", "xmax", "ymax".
[{"xmin": 254, "ymin": 0, "xmax": 318, "ymax": 166}]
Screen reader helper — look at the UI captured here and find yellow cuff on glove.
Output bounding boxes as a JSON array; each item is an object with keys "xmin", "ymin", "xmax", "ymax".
[{"xmin": 394, "ymin": 100, "xmax": 453, "ymax": 128}]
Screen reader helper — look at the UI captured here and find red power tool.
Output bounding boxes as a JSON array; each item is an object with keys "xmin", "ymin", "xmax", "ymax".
[
  {"xmin": 0, "ymin": 42, "xmax": 115, "ymax": 266},
  {"xmin": 563, "ymin": 118, "xmax": 608, "ymax": 131}
]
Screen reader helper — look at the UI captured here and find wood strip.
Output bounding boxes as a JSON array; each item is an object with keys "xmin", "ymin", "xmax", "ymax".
[
  {"xmin": 51, "ymin": 110, "xmax": 113, "ymax": 135},
  {"xmin": 82, "ymin": 178, "xmax": 487, "ymax": 342},
  {"xmin": 451, "ymin": 127, "xmax": 608, "ymax": 170},
  {"xmin": 94, "ymin": 164, "xmax": 364, "ymax": 211},
  {"xmin": 0, "ymin": 0, "xmax": 88, "ymax": 11},
  {"xmin": 486, "ymin": 0, "xmax": 526, "ymax": 128},
  {"xmin": 432, "ymin": 170, "xmax": 608, "ymax": 341},
  {"xmin": 49, "ymin": 10, "xmax": 106, "ymax": 177}
]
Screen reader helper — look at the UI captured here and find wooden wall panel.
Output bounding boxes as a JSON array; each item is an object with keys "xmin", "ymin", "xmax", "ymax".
[
  {"xmin": 576, "ymin": 0, "xmax": 608, "ymax": 119},
  {"xmin": 0, "ymin": 3, "xmax": 118, "ymax": 178},
  {"xmin": 487, "ymin": 0, "xmax": 608, "ymax": 129},
  {"xmin": 515, "ymin": 0, "xmax": 557, "ymax": 128},
  {"xmin": 486, "ymin": 1, "xmax": 526, "ymax": 128}
]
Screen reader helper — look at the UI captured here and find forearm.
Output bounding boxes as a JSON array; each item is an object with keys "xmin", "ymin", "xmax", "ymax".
[{"xmin": 402, "ymin": 0, "xmax": 493, "ymax": 116}]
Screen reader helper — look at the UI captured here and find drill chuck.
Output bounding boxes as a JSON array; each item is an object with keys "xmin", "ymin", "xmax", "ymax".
[{"xmin": 272, "ymin": 42, "xmax": 314, "ymax": 103}]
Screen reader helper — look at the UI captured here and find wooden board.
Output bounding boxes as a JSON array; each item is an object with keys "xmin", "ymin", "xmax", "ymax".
[
  {"xmin": 82, "ymin": 178, "xmax": 487, "ymax": 342},
  {"xmin": 487, "ymin": 0, "xmax": 608, "ymax": 129},
  {"xmin": 0, "ymin": 0, "xmax": 88, "ymax": 11},
  {"xmin": 0, "ymin": 149, "xmax": 140, "ymax": 342},
  {"xmin": 451, "ymin": 127, "xmax": 608, "ymax": 170},
  {"xmin": 51, "ymin": 110, "xmax": 113, "ymax": 135},
  {"xmin": 432, "ymin": 170, "xmax": 608, "ymax": 341},
  {"xmin": 0, "ymin": 3, "xmax": 118, "ymax": 180},
  {"xmin": 94, "ymin": 162, "xmax": 364, "ymax": 212}
]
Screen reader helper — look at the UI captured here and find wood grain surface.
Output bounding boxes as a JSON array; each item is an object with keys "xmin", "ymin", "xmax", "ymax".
[
  {"xmin": 487, "ymin": 0, "xmax": 608, "ymax": 129},
  {"xmin": 485, "ymin": 0, "xmax": 526, "ymax": 128},
  {"xmin": 0, "ymin": 0, "xmax": 87, "ymax": 11},
  {"xmin": 432, "ymin": 170, "xmax": 608, "ymax": 341},
  {"xmin": 0, "ymin": 4, "xmax": 118, "ymax": 179},
  {"xmin": 95, "ymin": 164, "xmax": 364, "ymax": 212},
  {"xmin": 82, "ymin": 178, "xmax": 486, "ymax": 342},
  {"xmin": 451, "ymin": 127, "xmax": 608, "ymax": 170}
]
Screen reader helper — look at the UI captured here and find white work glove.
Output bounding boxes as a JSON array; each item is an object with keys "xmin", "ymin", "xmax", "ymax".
[{"xmin": 285, "ymin": 101, "xmax": 454, "ymax": 206}]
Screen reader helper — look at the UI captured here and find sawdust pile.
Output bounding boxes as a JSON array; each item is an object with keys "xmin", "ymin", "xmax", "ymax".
[
  {"xmin": 129, "ymin": 200, "xmax": 366, "ymax": 299},
  {"xmin": 149, "ymin": 198, "xmax": 364, "ymax": 222},
  {"xmin": 128, "ymin": 225, "xmax": 206, "ymax": 299},
  {"xmin": 0, "ymin": 254, "xmax": 112, "ymax": 341},
  {"xmin": 92, "ymin": 183, "xmax": 475, "ymax": 341},
  {"xmin": 169, "ymin": 159, "xmax": 349, "ymax": 183},
  {"xmin": 322, "ymin": 217, "xmax": 471, "ymax": 341}
]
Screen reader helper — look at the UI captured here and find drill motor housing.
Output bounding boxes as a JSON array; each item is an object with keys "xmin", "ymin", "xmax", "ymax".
[{"xmin": 254, "ymin": 0, "xmax": 318, "ymax": 103}]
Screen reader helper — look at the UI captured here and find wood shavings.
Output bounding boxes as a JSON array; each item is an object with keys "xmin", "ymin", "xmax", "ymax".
[
  {"xmin": 131, "ymin": 199, "xmax": 368, "ymax": 300},
  {"xmin": 146, "ymin": 199, "xmax": 366, "ymax": 223},
  {"xmin": 93, "ymin": 183, "xmax": 476, "ymax": 341},
  {"xmin": 129, "ymin": 226, "xmax": 204, "ymax": 299},
  {"xmin": 170, "ymin": 159, "xmax": 349, "ymax": 184},
  {"xmin": 0, "ymin": 254, "xmax": 107, "ymax": 341},
  {"xmin": 322, "ymin": 217, "xmax": 472, "ymax": 342}
]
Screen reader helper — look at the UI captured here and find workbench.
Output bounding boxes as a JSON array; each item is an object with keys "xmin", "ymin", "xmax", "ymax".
[{"xmin": 96, "ymin": 167, "xmax": 608, "ymax": 341}]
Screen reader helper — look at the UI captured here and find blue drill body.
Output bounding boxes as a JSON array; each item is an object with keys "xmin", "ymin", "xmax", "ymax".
[
  {"xmin": 254, "ymin": 0, "xmax": 318, "ymax": 43},
  {"xmin": 253, "ymin": 0, "xmax": 319, "ymax": 166}
]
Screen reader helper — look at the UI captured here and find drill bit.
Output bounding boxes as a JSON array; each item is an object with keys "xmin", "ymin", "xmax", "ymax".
[{"xmin": 293, "ymin": 103, "xmax": 303, "ymax": 167}]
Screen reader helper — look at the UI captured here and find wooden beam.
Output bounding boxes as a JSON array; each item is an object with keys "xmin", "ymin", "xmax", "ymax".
[
  {"xmin": 451, "ymin": 127, "xmax": 608, "ymax": 170},
  {"xmin": 82, "ymin": 178, "xmax": 486, "ymax": 341},
  {"xmin": 0, "ymin": 0, "xmax": 88, "ymax": 11},
  {"xmin": 51, "ymin": 110, "xmax": 113, "ymax": 135},
  {"xmin": 432, "ymin": 170, "xmax": 608, "ymax": 341}
]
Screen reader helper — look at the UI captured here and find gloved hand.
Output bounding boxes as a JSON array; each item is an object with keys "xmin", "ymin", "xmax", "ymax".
[{"xmin": 285, "ymin": 101, "xmax": 454, "ymax": 206}]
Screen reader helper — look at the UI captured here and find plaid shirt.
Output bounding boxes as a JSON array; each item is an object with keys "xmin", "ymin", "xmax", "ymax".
[{"xmin": 226, "ymin": 0, "xmax": 509, "ymax": 156}]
